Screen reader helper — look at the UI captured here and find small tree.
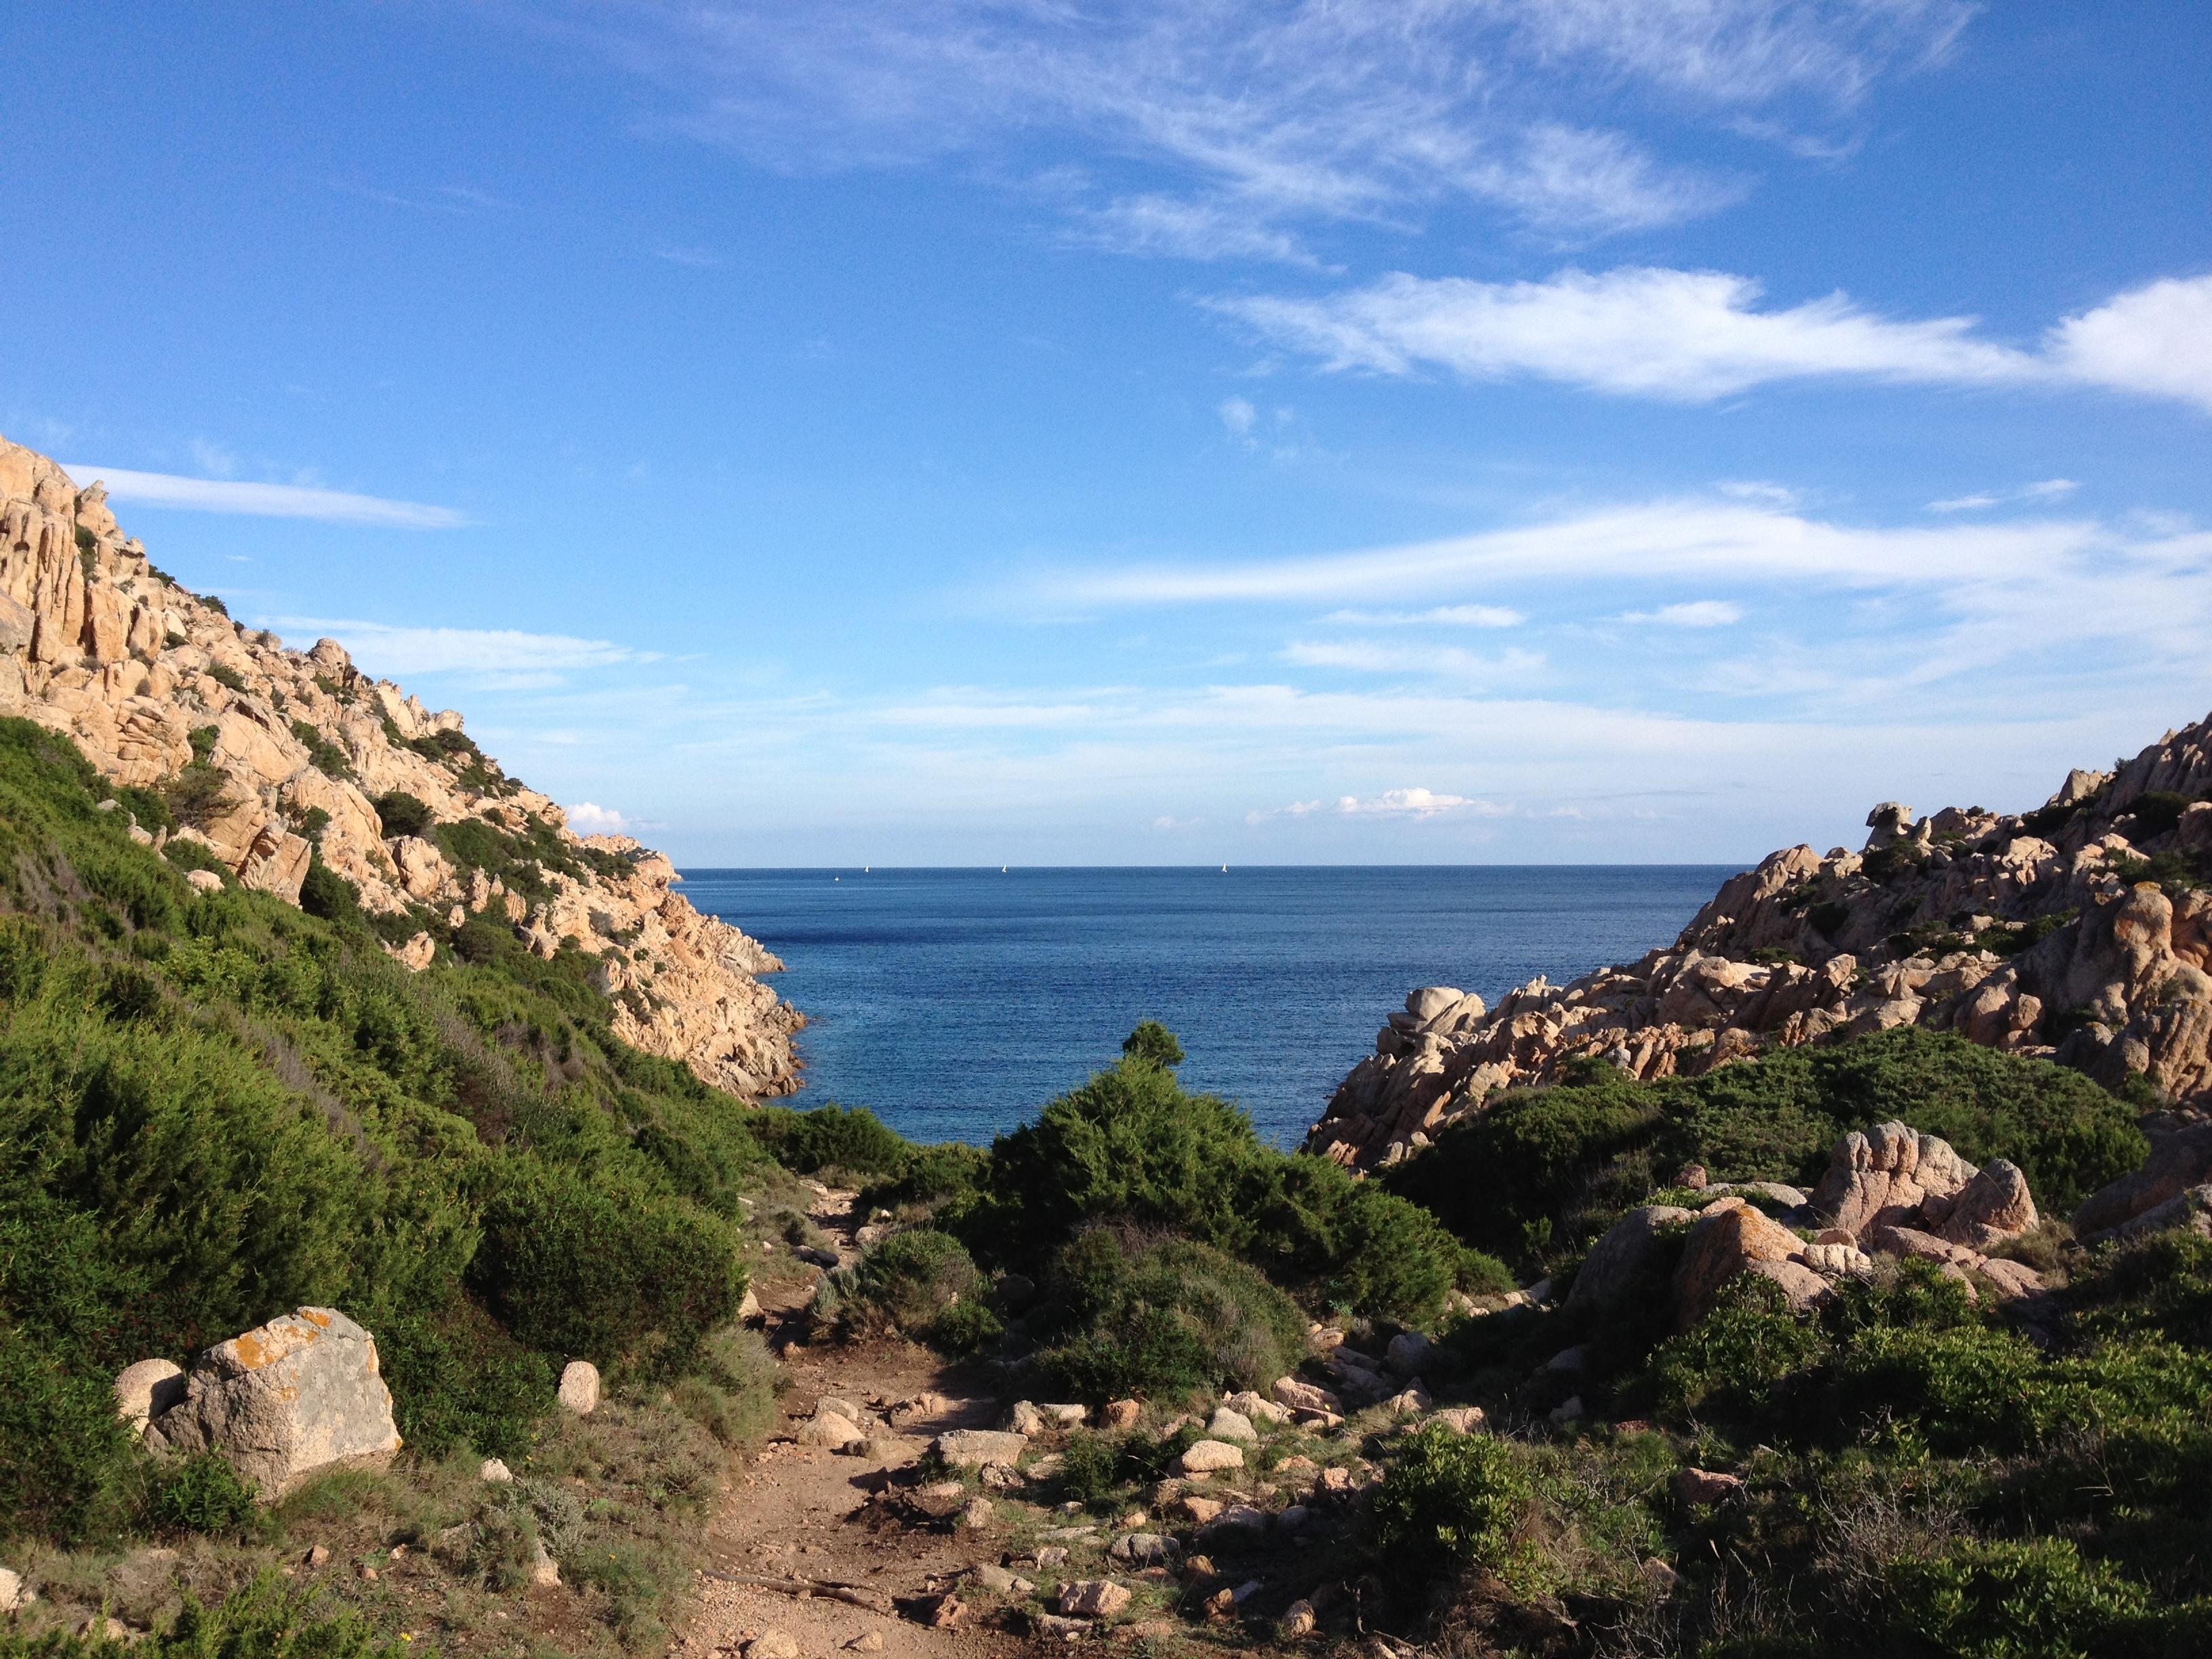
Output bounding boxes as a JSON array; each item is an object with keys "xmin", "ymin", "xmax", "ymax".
[{"xmin": 1121, "ymin": 1021, "xmax": 1184, "ymax": 1069}]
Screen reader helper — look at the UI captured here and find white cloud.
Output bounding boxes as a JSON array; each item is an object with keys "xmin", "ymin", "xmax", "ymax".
[
  {"xmin": 1218, "ymin": 267, "xmax": 2212, "ymax": 409},
  {"xmin": 64, "ymin": 466, "xmax": 467, "ymax": 528},
  {"xmin": 565, "ymin": 801, "xmax": 633, "ymax": 835},
  {"xmin": 1218, "ymin": 396, "xmax": 1256, "ymax": 436},
  {"xmin": 1618, "ymin": 600, "xmax": 1744, "ymax": 626},
  {"xmin": 269, "ymin": 617, "xmax": 649, "ymax": 676},
  {"xmin": 1337, "ymin": 787, "xmax": 1508, "ymax": 817},
  {"xmin": 1323, "ymin": 605, "xmax": 1525, "ymax": 627},
  {"xmin": 1929, "ymin": 478, "xmax": 2078, "ymax": 513},
  {"xmin": 1284, "ymin": 640, "xmax": 1547, "ymax": 684},
  {"xmin": 590, "ymin": 1, "xmax": 1967, "ymax": 258},
  {"xmin": 2046, "ymin": 276, "xmax": 2212, "ymax": 411},
  {"xmin": 1217, "ymin": 266, "xmax": 2034, "ymax": 401}
]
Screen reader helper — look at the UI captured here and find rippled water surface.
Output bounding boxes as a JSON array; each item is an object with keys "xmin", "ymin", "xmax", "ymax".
[{"xmin": 680, "ymin": 865, "xmax": 1734, "ymax": 1148}]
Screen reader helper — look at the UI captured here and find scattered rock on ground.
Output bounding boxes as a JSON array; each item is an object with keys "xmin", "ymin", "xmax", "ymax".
[{"xmin": 557, "ymin": 1360, "xmax": 600, "ymax": 1416}]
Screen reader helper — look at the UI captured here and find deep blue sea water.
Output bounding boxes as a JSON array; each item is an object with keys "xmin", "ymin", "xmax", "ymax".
[{"xmin": 678, "ymin": 866, "xmax": 1735, "ymax": 1149}]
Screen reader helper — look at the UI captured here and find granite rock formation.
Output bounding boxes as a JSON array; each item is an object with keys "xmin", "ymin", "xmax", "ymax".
[
  {"xmin": 1312, "ymin": 714, "xmax": 2212, "ymax": 1168},
  {"xmin": 0, "ymin": 436, "xmax": 800, "ymax": 1098}
]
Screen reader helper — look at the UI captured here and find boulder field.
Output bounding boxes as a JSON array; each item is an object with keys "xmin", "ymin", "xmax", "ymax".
[
  {"xmin": 1310, "ymin": 714, "xmax": 2212, "ymax": 1181},
  {"xmin": 0, "ymin": 436, "xmax": 800, "ymax": 1098}
]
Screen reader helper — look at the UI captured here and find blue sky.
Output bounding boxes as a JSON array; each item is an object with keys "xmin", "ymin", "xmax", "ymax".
[{"xmin": 2, "ymin": 0, "xmax": 2206, "ymax": 865}]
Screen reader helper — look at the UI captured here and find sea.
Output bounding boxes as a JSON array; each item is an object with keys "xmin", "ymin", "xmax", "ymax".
[{"xmin": 678, "ymin": 865, "xmax": 1737, "ymax": 1150}]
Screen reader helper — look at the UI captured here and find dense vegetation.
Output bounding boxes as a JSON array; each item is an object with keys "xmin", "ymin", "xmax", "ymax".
[{"xmin": 0, "ymin": 717, "xmax": 768, "ymax": 1550}]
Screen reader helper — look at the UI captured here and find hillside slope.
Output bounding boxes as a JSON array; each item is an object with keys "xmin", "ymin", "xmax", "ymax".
[
  {"xmin": 0, "ymin": 437, "xmax": 798, "ymax": 1098},
  {"xmin": 1313, "ymin": 714, "xmax": 2212, "ymax": 1168}
]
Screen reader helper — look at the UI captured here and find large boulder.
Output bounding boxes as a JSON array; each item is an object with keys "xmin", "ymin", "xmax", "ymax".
[
  {"xmin": 1672, "ymin": 1198, "xmax": 1831, "ymax": 1329},
  {"xmin": 1811, "ymin": 1122, "xmax": 1978, "ymax": 1240},
  {"xmin": 150, "ymin": 1308, "xmax": 401, "ymax": 1499},
  {"xmin": 1928, "ymin": 1158, "xmax": 2038, "ymax": 1248},
  {"xmin": 1568, "ymin": 1204, "xmax": 1694, "ymax": 1310}
]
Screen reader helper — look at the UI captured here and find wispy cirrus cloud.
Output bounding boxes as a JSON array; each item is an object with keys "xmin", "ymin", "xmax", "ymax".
[
  {"xmin": 1618, "ymin": 600, "xmax": 1743, "ymax": 626},
  {"xmin": 1929, "ymin": 478, "xmax": 2078, "ymax": 513},
  {"xmin": 268, "ymin": 617, "xmax": 654, "ymax": 677},
  {"xmin": 573, "ymin": 0, "xmax": 1970, "ymax": 258},
  {"xmin": 64, "ymin": 466, "xmax": 468, "ymax": 528},
  {"xmin": 1216, "ymin": 268, "xmax": 2212, "ymax": 407},
  {"xmin": 1322, "ymin": 604, "xmax": 1525, "ymax": 627}
]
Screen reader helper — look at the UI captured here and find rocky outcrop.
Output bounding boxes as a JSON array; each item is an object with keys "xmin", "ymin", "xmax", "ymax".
[
  {"xmin": 1671, "ymin": 1197, "xmax": 1832, "ymax": 1328},
  {"xmin": 0, "ymin": 436, "xmax": 800, "ymax": 1099},
  {"xmin": 1311, "ymin": 715, "xmax": 2212, "ymax": 1168},
  {"xmin": 146, "ymin": 1307, "xmax": 401, "ymax": 1499}
]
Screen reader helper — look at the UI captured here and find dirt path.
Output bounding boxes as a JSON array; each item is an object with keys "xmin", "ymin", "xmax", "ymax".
[{"xmin": 672, "ymin": 1186, "xmax": 1043, "ymax": 1659}]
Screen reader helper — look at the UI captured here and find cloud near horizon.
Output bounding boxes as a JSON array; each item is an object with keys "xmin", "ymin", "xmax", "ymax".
[
  {"xmin": 1216, "ymin": 268, "xmax": 2212, "ymax": 408},
  {"xmin": 62, "ymin": 466, "xmax": 468, "ymax": 527}
]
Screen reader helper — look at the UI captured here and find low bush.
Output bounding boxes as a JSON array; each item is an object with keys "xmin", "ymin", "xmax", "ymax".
[
  {"xmin": 1372, "ymin": 1426, "xmax": 1542, "ymax": 1589},
  {"xmin": 369, "ymin": 790, "xmax": 433, "ymax": 838},
  {"xmin": 1881, "ymin": 1537, "xmax": 2149, "ymax": 1659},
  {"xmin": 750, "ymin": 1101, "xmax": 912, "ymax": 1176},
  {"xmin": 840, "ymin": 1227, "xmax": 980, "ymax": 1336},
  {"xmin": 142, "ymin": 1450, "xmax": 263, "ymax": 1538},
  {"xmin": 1031, "ymin": 1229, "xmax": 1305, "ymax": 1403},
  {"xmin": 1650, "ymin": 1273, "xmax": 1828, "ymax": 1422}
]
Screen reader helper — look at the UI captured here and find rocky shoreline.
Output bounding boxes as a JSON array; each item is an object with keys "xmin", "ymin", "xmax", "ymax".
[{"xmin": 1311, "ymin": 713, "xmax": 2212, "ymax": 1170}]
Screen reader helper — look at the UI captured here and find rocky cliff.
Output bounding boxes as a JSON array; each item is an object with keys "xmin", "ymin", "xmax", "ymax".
[
  {"xmin": 0, "ymin": 436, "xmax": 801, "ymax": 1098},
  {"xmin": 1311, "ymin": 714, "xmax": 2212, "ymax": 1168}
]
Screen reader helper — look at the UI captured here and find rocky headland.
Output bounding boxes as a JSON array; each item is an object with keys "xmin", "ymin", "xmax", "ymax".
[
  {"xmin": 0, "ymin": 436, "xmax": 801, "ymax": 1097},
  {"xmin": 1311, "ymin": 713, "xmax": 2212, "ymax": 1171}
]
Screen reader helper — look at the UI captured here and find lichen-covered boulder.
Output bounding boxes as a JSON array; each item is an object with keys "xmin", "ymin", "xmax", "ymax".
[{"xmin": 150, "ymin": 1308, "xmax": 401, "ymax": 1499}]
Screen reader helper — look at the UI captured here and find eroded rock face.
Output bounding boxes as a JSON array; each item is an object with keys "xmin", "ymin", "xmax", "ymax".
[
  {"xmin": 0, "ymin": 436, "xmax": 802, "ymax": 1101},
  {"xmin": 150, "ymin": 1307, "xmax": 401, "ymax": 1499},
  {"xmin": 1310, "ymin": 712, "xmax": 2212, "ymax": 1168},
  {"xmin": 1811, "ymin": 1122, "xmax": 1978, "ymax": 1240}
]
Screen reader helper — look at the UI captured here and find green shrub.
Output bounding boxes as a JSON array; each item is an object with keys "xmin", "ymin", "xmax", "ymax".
[
  {"xmin": 845, "ymin": 1228, "xmax": 979, "ymax": 1334},
  {"xmin": 750, "ymin": 1102, "xmax": 913, "ymax": 1176},
  {"xmin": 205, "ymin": 662, "xmax": 247, "ymax": 693},
  {"xmin": 144, "ymin": 1449, "xmax": 262, "ymax": 1537},
  {"xmin": 1057, "ymin": 1429, "xmax": 1121, "ymax": 1505},
  {"xmin": 287, "ymin": 720, "xmax": 352, "ymax": 780},
  {"xmin": 1032, "ymin": 1230, "xmax": 1305, "ymax": 1402},
  {"xmin": 0, "ymin": 1570, "xmax": 383, "ymax": 1658},
  {"xmin": 295, "ymin": 851, "xmax": 359, "ymax": 925},
  {"xmin": 1372, "ymin": 1426, "xmax": 1541, "ymax": 1587},
  {"xmin": 968, "ymin": 1041, "xmax": 1470, "ymax": 1324},
  {"xmin": 1121, "ymin": 1019, "xmax": 1184, "ymax": 1068},
  {"xmin": 1650, "ymin": 1273, "xmax": 1828, "ymax": 1422},
  {"xmin": 857, "ymin": 1141, "xmax": 989, "ymax": 1216},
  {"xmin": 374, "ymin": 1296, "xmax": 554, "ymax": 1461},
  {"xmin": 371, "ymin": 791, "xmax": 433, "ymax": 838},
  {"xmin": 162, "ymin": 763, "xmax": 232, "ymax": 830},
  {"xmin": 1881, "ymin": 1537, "xmax": 2149, "ymax": 1659},
  {"xmin": 470, "ymin": 1162, "xmax": 744, "ymax": 1376}
]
